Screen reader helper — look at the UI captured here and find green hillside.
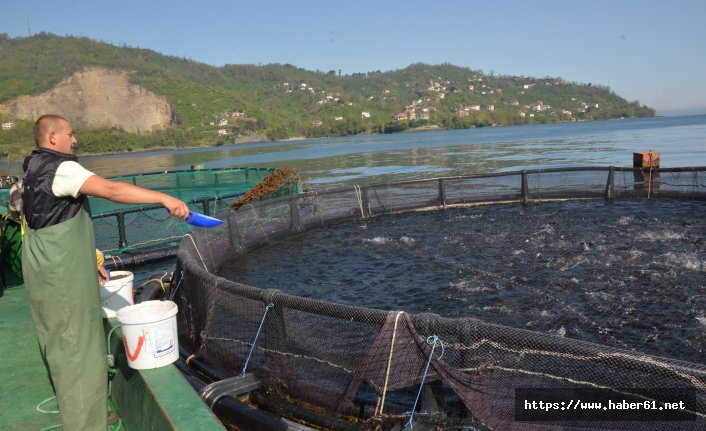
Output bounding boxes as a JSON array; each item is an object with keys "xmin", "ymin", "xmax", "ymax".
[{"xmin": 0, "ymin": 33, "xmax": 654, "ymax": 161}]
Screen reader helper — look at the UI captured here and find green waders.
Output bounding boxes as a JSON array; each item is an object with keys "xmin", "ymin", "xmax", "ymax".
[{"xmin": 22, "ymin": 206, "xmax": 107, "ymax": 431}]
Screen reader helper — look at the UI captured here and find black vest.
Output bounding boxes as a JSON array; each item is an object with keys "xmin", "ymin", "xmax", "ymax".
[{"xmin": 22, "ymin": 148, "xmax": 88, "ymax": 229}]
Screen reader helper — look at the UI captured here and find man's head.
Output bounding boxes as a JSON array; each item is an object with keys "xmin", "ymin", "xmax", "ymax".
[{"xmin": 34, "ymin": 114, "xmax": 77, "ymax": 154}]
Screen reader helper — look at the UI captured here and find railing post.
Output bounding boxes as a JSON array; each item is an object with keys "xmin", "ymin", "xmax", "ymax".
[
  {"xmin": 117, "ymin": 212, "xmax": 128, "ymax": 249},
  {"xmin": 438, "ymin": 178, "xmax": 446, "ymax": 209},
  {"xmin": 605, "ymin": 167, "xmax": 615, "ymax": 200},
  {"xmin": 289, "ymin": 196, "xmax": 302, "ymax": 233},
  {"xmin": 521, "ymin": 170, "xmax": 529, "ymax": 204},
  {"xmin": 202, "ymin": 199, "xmax": 211, "ymax": 216}
]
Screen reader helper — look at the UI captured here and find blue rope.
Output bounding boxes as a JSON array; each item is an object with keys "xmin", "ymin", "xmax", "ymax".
[
  {"xmin": 404, "ymin": 335, "xmax": 444, "ymax": 430},
  {"xmin": 169, "ymin": 271, "xmax": 184, "ymax": 300},
  {"xmin": 241, "ymin": 303, "xmax": 275, "ymax": 378}
]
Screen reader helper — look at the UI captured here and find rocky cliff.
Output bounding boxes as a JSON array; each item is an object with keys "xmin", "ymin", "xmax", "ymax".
[{"xmin": 1, "ymin": 67, "xmax": 172, "ymax": 133}]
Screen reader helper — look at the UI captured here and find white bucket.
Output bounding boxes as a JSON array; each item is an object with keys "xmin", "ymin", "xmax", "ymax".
[
  {"xmin": 116, "ymin": 300, "xmax": 179, "ymax": 370},
  {"xmin": 99, "ymin": 271, "xmax": 134, "ymax": 318}
]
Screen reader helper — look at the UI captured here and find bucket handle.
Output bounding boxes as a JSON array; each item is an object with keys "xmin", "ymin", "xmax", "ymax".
[{"xmin": 99, "ymin": 280, "xmax": 130, "ymax": 301}]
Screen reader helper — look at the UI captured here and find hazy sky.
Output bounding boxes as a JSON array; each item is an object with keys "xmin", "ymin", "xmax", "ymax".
[{"xmin": 2, "ymin": 0, "xmax": 705, "ymax": 115}]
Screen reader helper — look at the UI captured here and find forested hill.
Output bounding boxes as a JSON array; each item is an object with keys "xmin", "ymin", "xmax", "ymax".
[{"xmin": 0, "ymin": 33, "xmax": 654, "ymax": 159}]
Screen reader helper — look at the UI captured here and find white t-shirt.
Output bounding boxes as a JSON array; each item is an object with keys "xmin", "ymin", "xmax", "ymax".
[{"xmin": 52, "ymin": 161, "xmax": 95, "ymax": 198}]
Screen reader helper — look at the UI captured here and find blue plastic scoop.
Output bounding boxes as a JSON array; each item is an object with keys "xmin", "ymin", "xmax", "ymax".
[
  {"xmin": 166, "ymin": 209, "xmax": 223, "ymax": 227},
  {"xmin": 186, "ymin": 211, "xmax": 223, "ymax": 227}
]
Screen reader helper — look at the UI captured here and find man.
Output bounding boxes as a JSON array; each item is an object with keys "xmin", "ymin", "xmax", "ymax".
[{"xmin": 21, "ymin": 114, "xmax": 189, "ymax": 430}]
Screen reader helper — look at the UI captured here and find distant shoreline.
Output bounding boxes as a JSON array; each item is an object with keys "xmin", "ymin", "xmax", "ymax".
[{"xmin": 4, "ymin": 113, "xmax": 704, "ymax": 166}]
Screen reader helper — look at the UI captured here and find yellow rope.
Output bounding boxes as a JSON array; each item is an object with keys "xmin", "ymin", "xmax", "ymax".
[
  {"xmin": 377, "ymin": 311, "xmax": 405, "ymax": 416},
  {"xmin": 135, "ymin": 271, "xmax": 170, "ymax": 293}
]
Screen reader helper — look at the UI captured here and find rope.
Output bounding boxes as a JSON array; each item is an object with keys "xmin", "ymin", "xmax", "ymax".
[
  {"xmin": 131, "ymin": 271, "xmax": 170, "ymax": 294},
  {"xmin": 102, "ymin": 235, "xmax": 183, "ymax": 254},
  {"xmin": 184, "ymin": 233, "xmax": 208, "ymax": 271},
  {"xmin": 646, "ymin": 150, "xmax": 657, "ymax": 199},
  {"xmin": 104, "ymin": 254, "xmax": 124, "ymax": 268},
  {"xmin": 354, "ymin": 184, "xmax": 365, "ymax": 219},
  {"xmin": 241, "ymin": 303, "xmax": 275, "ymax": 378},
  {"xmin": 208, "ymin": 335, "xmax": 354, "ymax": 373},
  {"xmin": 36, "ymin": 396, "xmax": 59, "ymax": 414},
  {"xmin": 35, "ymin": 328, "xmax": 125, "ymax": 431},
  {"xmin": 105, "ymin": 324, "xmax": 123, "ymax": 412},
  {"xmin": 404, "ymin": 335, "xmax": 444, "ymax": 430},
  {"xmin": 156, "ymin": 271, "xmax": 170, "ymax": 292},
  {"xmin": 377, "ymin": 311, "xmax": 405, "ymax": 416},
  {"xmin": 107, "ymin": 325, "xmax": 121, "ymax": 363},
  {"xmin": 169, "ymin": 271, "xmax": 184, "ymax": 300},
  {"xmin": 36, "ymin": 396, "xmax": 61, "ymax": 431}
]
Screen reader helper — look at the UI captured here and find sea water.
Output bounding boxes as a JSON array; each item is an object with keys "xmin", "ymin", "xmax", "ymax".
[
  {"xmin": 219, "ymin": 199, "xmax": 706, "ymax": 364},
  {"xmin": 48, "ymin": 115, "xmax": 706, "ymax": 363},
  {"xmin": 25, "ymin": 114, "xmax": 703, "ymax": 187}
]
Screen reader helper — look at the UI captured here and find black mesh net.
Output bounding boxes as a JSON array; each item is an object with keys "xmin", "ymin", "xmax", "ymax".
[{"xmin": 173, "ymin": 167, "xmax": 706, "ymax": 431}]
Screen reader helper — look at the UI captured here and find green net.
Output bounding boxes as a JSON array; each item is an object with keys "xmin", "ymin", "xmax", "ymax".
[
  {"xmin": 91, "ymin": 168, "xmax": 281, "ymax": 258},
  {"xmin": 2, "ymin": 167, "xmax": 302, "ymax": 270},
  {"xmin": 90, "ymin": 167, "xmax": 276, "ymax": 215}
]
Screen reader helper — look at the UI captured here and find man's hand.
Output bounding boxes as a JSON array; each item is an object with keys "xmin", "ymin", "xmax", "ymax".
[
  {"xmin": 98, "ymin": 264, "xmax": 109, "ymax": 284},
  {"xmin": 163, "ymin": 196, "xmax": 190, "ymax": 219}
]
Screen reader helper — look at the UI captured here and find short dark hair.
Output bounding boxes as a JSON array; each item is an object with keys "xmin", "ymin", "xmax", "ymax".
[{"xmin": 34, "ymin": 114, "xmax": 68, "ymax": 147}]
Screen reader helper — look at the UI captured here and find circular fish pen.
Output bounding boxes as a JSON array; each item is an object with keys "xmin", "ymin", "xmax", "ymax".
[{"xmin": 173, "ymin": 167, "xmax": 706, "ymax": 431}]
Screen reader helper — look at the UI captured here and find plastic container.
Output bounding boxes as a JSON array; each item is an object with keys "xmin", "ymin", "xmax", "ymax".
[
  {"xmin": 116, "ymin": 300, "xmax": 179, "ymax": 369},
  {"xmin": 100, "ymin": 271, "xmax": 134, "ymax": 318}
]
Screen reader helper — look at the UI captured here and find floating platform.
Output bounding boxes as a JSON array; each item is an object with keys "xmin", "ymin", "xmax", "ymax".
[
  {"xmin": 633, "ymin": 150, "xmax": 660, "ymax": 168},
  {"xmin": 0, "ymin": 281, "xmax": 225, "ymax": 430}
]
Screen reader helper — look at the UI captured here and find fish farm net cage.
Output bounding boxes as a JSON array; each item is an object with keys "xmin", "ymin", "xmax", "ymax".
[
  {"xmin": 172, "ymin": 166, "xmax": 706, "ymax": 431},
  {"xmin": 89, "ymin": 167, "xmax": 291, "ymax": 266}
]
